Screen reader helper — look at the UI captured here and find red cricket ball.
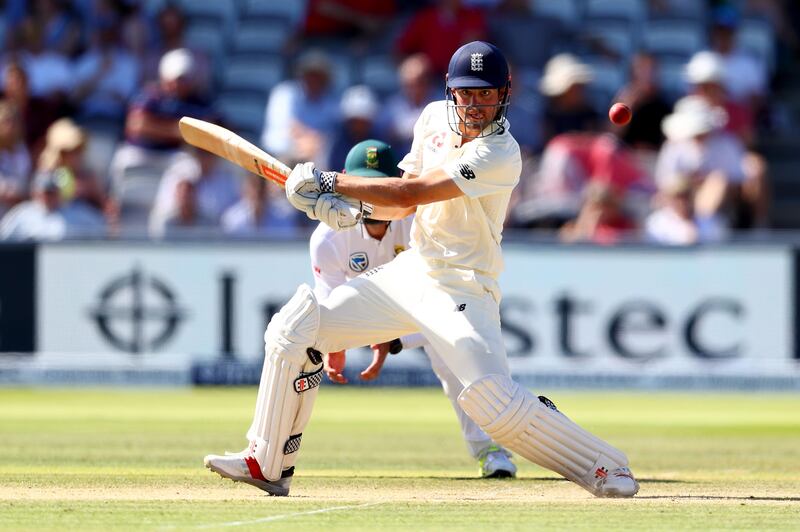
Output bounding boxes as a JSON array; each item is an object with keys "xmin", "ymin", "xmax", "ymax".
[{"xmin": 609, "ymin": 103, "xmax": 632, "ymax": 125}]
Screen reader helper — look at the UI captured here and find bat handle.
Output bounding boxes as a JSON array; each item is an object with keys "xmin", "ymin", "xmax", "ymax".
[{"xmin": 348, "ymin": 206, "xmax": 364, "ymax": 222}]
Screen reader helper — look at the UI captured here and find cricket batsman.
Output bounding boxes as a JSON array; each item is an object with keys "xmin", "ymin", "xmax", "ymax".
[
  {"xmin": 312, "ymin": 139, "xmax": 516, "ymax": 478},
  {"xmin": 204, "ymin": 41, "xmax": 639, "ymax": 498}
]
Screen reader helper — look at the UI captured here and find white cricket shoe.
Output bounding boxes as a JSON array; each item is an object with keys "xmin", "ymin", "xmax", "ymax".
[
  {"xmin": 594, "ymin": 466, "xmax": 639, "ymax": 498},
  {"xmin": 203, "ymin": 454, "xmax": 292, "ymax": 496},
  {"xmin": 478, "ymin": 445, "xmax": 517, "ymax": 478}
]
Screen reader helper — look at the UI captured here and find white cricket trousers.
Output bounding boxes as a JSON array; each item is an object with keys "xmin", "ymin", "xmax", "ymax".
[
  {"xmin": 425, "ymin": 344, "xmax": 496, "ymax": 458},
  {"xmin": 316, "ymin": 249, "xmax": 510, "ymax": 389}
]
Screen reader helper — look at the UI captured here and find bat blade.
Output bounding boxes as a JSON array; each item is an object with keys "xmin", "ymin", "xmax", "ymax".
[{"xmin": 178, "ymin": 117, "xmax": 289, "ymax": 187}]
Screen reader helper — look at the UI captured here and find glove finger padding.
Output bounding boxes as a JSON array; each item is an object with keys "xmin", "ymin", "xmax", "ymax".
[
  {"xmin": 314, "ymin": 193, "xmax": 362, "ymax": 231},
  {"xmin": 286, "ymin": 162, "xmax": 321, "ymax": 213}
]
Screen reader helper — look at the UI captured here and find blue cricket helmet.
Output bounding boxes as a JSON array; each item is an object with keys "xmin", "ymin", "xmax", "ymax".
[
  {"xmin": 447, "ymin": 41, "xmax": 510, "ymax": 89},
  {"xmin": 444, "ymin": 41, "xmax": 511, "ymax": 138}
]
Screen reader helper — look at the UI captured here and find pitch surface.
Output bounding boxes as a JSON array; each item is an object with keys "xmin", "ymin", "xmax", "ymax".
[{"xmin": 1, "ymin": 388, "xmax": 798, "ymax": 530}]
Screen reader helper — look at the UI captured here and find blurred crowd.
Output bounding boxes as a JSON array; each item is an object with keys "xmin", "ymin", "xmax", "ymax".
[{"xmin": 0, "ymin": 0, "xmax": 797, "ymax": 246}]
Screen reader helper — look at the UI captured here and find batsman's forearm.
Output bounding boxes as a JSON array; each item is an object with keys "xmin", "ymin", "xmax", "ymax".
[{"xmin": 334, "ymin": 173, "xmax": 418, "ymax": 208}]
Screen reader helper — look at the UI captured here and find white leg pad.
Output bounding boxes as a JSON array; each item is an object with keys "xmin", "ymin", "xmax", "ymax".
[
  {"xmin": 246, "ymin": 284, "xmax": 324, "ymax": 481},
  {"xmin": 458, "ymin": 374, "xmax": 629, "ymax": 495}
]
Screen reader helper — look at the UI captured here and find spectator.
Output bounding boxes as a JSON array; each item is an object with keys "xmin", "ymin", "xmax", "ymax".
[
  {"xmin": 504, "ymin": 63, "xmax": 544, "ymax": 154},
  {"xmin": 149, "ymin": 148, "xmax": 240, "ymax": 236},
  {"xmin": 296, "ymin": 0, "xmax": 397, "ymax": 52},
  {"xmin": 70, "ymin": 12, "xmax": 140, "ymax": 127},
  {"xmin": 385, "ymin": 54, "xmax": 438, "ymax": 157},
  {"xmin": 707, "ymin": 5, "xmax": 768, "ymax": 108},
  {"xmin": 655, "ymin": 95, "xmax": 752, "ymax": 228},
  {"xmin": 514, "ymin": 132, "xmax": 651, "ymax": 228},
  {"xmin": 260, "ymin": 50, "xmax": 340, "ymax": 168},
  {"xmin": 327, "ymin": 85, "xmax": 384, "ymax": 170},
  {"xmin": 1, "ymin": 61, "xmax": 65, "ymax": 160},
  {"xmin": 685, "ymin": 51, "xmax": 755, "ymax": 146},
  {"xmin": 559, "ymin": 181, "xmax": 636, "ymax": 245},
  {"xmin": 21, "ymin": 0, "xmax": 81, "ymax": 57},
  {"xmin": 108, "ymin": 48, "xmax": 214, "ymax": 197},
  {"xmin": 395, "ymin": 0, "xmax": 488, "ymax": 75},
  {"xmin": 151, "ymin": 178, "xmax": 217, "ymax": 239},
  {"xmin": 37, "ymin": 118, "xmax": 107, "ymax": 212},
  {"xmin": 684, "ymin": 51, "xmax": 769, "ymax": 227},
  {"xmin": 222, "ymin": 174, "xmax": 302, "ymax": 237},
  {"xmin": 616, "ymin": 52, "xmax": 672, "ymax": 151},
  {"xmin": 0, "ymin": 170, "xmax": 105, "ymax": 241},
  {"xmin": 644, "ymin": 174, "xmax": 727, "ymax": 245},
  {"xmin": 4, "ymin": 20, "xmax": 73, "ymax": 101},
  {"xmin": 490, "ymin": 0, "xmax": 569, "ymax": 71},
  {"xmin": 539, "ymin": 54, "xmax": 600, "ymax": 142},
  {"xmin": 142, "ymin": 3, "xmax": 212, "ymax": 96},
  {"xmin": 0, "ymin": 100, "xmax": 32, "ymax": 219}
]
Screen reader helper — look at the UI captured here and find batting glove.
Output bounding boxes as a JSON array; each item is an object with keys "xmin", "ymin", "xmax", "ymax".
[
  {"xmin": 313, "ymin": 193, "xmax": 366, "ymax": 231},
  {"xmin": 285, "ymin": 162, "xmax": 337, "ymax": 211}
]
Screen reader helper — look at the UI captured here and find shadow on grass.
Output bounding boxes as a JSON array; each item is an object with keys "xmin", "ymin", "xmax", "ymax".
[
  {"xmin": 636, "ymin": 495, "xmax": 800, "ymax": 502},
  {"xmin": 341, "ymin": 476, "xmax": 689, "ymax": 484}
]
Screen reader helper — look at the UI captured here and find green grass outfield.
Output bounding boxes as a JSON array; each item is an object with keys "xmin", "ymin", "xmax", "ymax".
[{"xmin": 1, "ymin": 387, "xmax": 799, "ymax": 531}]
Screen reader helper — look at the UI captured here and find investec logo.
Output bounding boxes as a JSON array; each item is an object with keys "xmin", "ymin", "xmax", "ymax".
[{"xmin": 89, "ymin": 265, "xmax": 186, "ymax": 353}]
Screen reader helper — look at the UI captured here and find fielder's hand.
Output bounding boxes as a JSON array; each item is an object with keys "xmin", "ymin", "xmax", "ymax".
[
  {"xmin": 360, "ymin": 342, "xmax": 391, "ymax": 381},
  {"xmin": 324, "ymin": 350, "xmax": 348, "ymax": 384},
  {"xmin": 314, "ymin": 193, "xmax": 362, "ymax": 231}
]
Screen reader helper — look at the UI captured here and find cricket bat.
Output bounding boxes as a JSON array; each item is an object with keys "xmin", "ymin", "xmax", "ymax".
[{"xmin": 178, "ymin": 116, "xmax": 289, "ymax": 187}]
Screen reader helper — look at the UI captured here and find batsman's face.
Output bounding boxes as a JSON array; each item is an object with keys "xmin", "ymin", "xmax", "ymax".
[{"xmin": 452, "ymin": 88, "xmax": 501, "ymax": 135}]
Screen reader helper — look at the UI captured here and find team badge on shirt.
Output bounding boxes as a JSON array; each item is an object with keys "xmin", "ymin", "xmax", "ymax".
[
  {"xmin": 427, "ymin": 132, "xmax": 446, "ymax": 152},
  {"xmin": 394, "ymin": 245, "xmax": 406, "ymax": 256},
  {"xmin": 349, "ymin": 252, "xmax": 369, "ymax": 272}
]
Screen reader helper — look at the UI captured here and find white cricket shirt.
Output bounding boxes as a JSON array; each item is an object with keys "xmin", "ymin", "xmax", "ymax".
[
  {"xmin": 398, "ymin": 100, "xmax": 521, "ymax": 279},
  {"xmin": 309, "ymin": 216, "xmax": 415, "ymax": 300}
]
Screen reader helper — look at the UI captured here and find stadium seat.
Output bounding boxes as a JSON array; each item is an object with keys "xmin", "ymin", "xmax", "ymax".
[
  {"xmin": 142, "ymin": 0, "xmax": 167, "ymax": 16},
  {"xmin": 529, "ymin": 0, "xmax": 580, "ymax": 28},
  {"xmin": 177, "ymin": 0, "xmax": 237, "ymax": 29},
  {"xmin": 584, "ymin": 57, "xmax": 627, "ymax": 100},
  {"xmin": 114, "ymin": 166, "xmax": 164, "ymax": 227},
  {"xmin": 232, "ymin": 19, "xmax": 291, "ymax": 55},
  {"xmin": 328, "ymin": 56, "xmax": 355, "ymax": 92},
  {"xmin": 216, "ymin": 92, "xmax": 267, "ymax": 136},
  {"xmin": 359, "ymin": 55, "xmax": 399, "ymax": 97},
  {"xmin": 736, "ymin": 18, "xmax": 776, "ymax": 72},
  {"xmin": 657, "ymin": 58, "xmax": 689, "ymax": 101},
  {"xmin": 649, "ymin": 0, "xmax": 707, "ymax": 20},
  {"xmin": 584, "ymin": 21, "xmax": 637, "ymax": 59},
  {"xmin": 239, "ymin": 0, "xmax": 308, "ymax": 25},
  {"xmin": 184, "ymin": 22, "xmax": 229, "ymax": 59},
  {"xmin": 222, "ymin": 56, "xmax": 285, "ymax": 94},
  {"xmin": 641, "ymin": 20, "xmax": 705, "ymax": 58},
  {"xmin": 584, "ymin": 0, "xmax": 646, "ymax": 23}
]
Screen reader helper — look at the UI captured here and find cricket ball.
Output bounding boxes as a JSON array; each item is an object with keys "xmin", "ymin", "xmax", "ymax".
[{"xmin": 609, "ymin": 103, "xmax": 632, "ymax": 125}]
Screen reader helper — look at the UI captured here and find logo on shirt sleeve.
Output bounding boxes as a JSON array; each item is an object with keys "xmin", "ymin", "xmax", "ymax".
[
  {"xmin": 458, "ymin": 164, "xmax": 476, "ymax": 180},
  {"xmin": 349, "ymin": 252, "xmax": 369, "ymax": 272}
]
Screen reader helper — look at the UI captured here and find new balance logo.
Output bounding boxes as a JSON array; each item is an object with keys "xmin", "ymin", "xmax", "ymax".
[
  {"xmin": 470, "ymin": 53, "xmax": 483, "ymax": 71},
  {"xmin": 456, "ymin": 304, "xmax": 467, "ymax": 312},
  {"xmin": 594, "ymin": 467, "xmax": 608, "ymax": 479},
  {"xmin": 459, "ymin": 164, "xmax": 475, "ymax": 180}
]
